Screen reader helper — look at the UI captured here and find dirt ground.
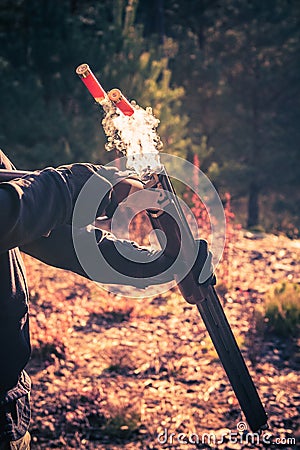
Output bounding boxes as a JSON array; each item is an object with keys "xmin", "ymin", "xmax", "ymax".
[{"xmin": 23, "ymin": 230, "xmax": 300, "ymax": 449}]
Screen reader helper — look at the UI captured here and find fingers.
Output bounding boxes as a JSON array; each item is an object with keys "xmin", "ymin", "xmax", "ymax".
[
  {"xmin": 112, "ymin": 178, "xmax": 144, "ymax": 204},
  {"xmin": 195, "ymin": 239, "xmax": 216, "ymax": 286},
  {"xmin": 103, "ymin": 191, "xmax": 118, "ymax": 219}
]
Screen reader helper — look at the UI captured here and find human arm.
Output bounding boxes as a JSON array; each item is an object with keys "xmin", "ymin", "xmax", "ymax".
[
  {"xmin": 21, "ymin": 224, "xmax": 175, "ymax": 288},
  {"xmin": 0, "ymin": 164, "xmax": 118, "ymax": 254},
  {"xmin": 21, "ymin": 223, "xmax": 214, "ymax": 289}
]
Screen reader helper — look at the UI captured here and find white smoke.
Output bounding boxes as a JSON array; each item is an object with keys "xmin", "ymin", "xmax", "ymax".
[{"xmin": 101, "ymin": 100, "xmax": 163, "ymax": 175}]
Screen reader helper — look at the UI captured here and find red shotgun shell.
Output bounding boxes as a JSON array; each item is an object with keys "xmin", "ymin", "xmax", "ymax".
[
  {"xmin": 108, "ymin": 88, "xmax": 135, "ymax": 116},
  {"xmin": 76, "ymin": 63, "xmax": 106, "ymax": 102}
]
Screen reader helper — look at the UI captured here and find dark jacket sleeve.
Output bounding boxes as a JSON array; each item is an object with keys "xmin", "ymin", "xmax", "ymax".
[
  {"xmin": 21, "ymin": 225, "xmax": 175, "ymax": 288},
  {"xmin": 0, "ymin": 169, "xmax": 72, "ymax": 254}
]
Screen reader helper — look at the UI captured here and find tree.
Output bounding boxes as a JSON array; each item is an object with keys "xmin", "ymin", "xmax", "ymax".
[
  {"xmin": 0, "ymin": 0, "xmax": 113, "ymax": 167},
  {"xmin": 208, "ymin": 0, "xmax": 300, "ymax": 229},
  {"xmin": 102, "ymin": 0, "xmax": 191, "ymax": 158},
  {"xmin": 0, "ymin": 0, "xmax": 190, "ymax": 169},
  {"xmin": 143, "ymin": 0, "xmax": 300, "ymax": 231}
]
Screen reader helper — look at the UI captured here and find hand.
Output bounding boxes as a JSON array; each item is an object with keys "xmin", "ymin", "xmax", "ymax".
[
  {"xmin": 113, "ymin": 177, "xmax": 144, "ymax": 203},
  {"xmin": 194, "ymin": 239, "xmax": 216, "ymax": 287},
  {"xmin": 105, "ymin": 173, "xmax": 144, "ymax": 218}
]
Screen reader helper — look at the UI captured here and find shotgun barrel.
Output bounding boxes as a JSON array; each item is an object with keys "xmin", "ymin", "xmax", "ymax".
[{"xmin": 143, "ymin": 168, "xmax": 268, "ymax": 432}]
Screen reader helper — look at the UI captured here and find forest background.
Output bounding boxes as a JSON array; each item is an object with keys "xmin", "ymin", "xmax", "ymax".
[{"xmin": 0, "ymin": 0, "xmax": 299, "ymax": 235}]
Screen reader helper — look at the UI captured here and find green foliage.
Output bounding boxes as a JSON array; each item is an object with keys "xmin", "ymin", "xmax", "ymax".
[
  {"xmin": 104, "ymin": 3, "xmax": 191, "ymax": 158},
  {"xmin": 257, "ymin": 282, "xmax": 300, "ymax": 338},
  {"xmin": 103, "ymin": 346, "xmax": 135, "ymax": 375},
  {"xmin": 0, "ymin": 0, "xmax": 190, "ymax": 168},
  {"xmin": 158, "ymin": 0, "xmax": 300, "ymax": 232},
  {"xmin": 0, "ymin": 0, "xmax": 110, "ymax": 167}
]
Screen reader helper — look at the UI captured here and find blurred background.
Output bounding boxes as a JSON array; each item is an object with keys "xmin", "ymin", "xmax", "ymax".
[{"xmin": 0, "ymin": 0, "xmax": 299, "ymax": 236}]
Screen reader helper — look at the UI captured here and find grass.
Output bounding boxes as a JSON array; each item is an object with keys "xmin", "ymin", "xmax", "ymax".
[
  {"xmin": 256, "ymin": 282, "xmax": 300, "ymax": 338},
  {"xmin": 102, "ymin": 346, "xmax": 137, "ymax": 375},
  {"xmin": 30, "ymin": 341, "xmax": 66, "ymax": 363},
  {"xmin": 101, "ymin": 397, "xmax": 141, "ymax": 440},
  {"xmin": 23, "ymin": 238, "xmax": 300, "ymax": 448}
]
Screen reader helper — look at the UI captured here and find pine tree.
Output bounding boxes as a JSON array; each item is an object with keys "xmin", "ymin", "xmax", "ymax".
[
  {"xmin": 155, "ymin": 0, "xmax": 300, "ymax": 231},
  {"xmin": 103, "ymin": 0, "xmax": 191, "ymax": 158},
  {"xmin": 0, "ymin": 0, "xmax": 190, "ymax": 169}
]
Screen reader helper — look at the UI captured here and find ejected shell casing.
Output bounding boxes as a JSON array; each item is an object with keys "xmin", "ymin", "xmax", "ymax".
[
  {"xmin": 76, "ymin": 63, "xmax": 107, "ymax": 103},
  {"xmin": 108, "ymin": 88, "xmax": 135, "ymax": 116}
]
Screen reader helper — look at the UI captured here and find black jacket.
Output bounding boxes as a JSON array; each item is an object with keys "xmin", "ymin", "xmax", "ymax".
[
  {"xmin": 0, "ymin": 150, "xmax": 174, "ymax": 390},
  {"xmin": 0, "ymin": 149, "xmax": 176, "ymax": 441}
]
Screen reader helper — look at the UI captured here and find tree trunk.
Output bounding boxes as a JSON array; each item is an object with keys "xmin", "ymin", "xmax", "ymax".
[
  {"xmin": 156, "ymin": 0, "xmax": 165, "ymax": 44},
  {"xmin": 247, "ymin": 182, "xmax": 260, "ymax": 228},
  {"xmin": 70, "ymin": 0, "xmax": 77, "ymax": 14}
]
